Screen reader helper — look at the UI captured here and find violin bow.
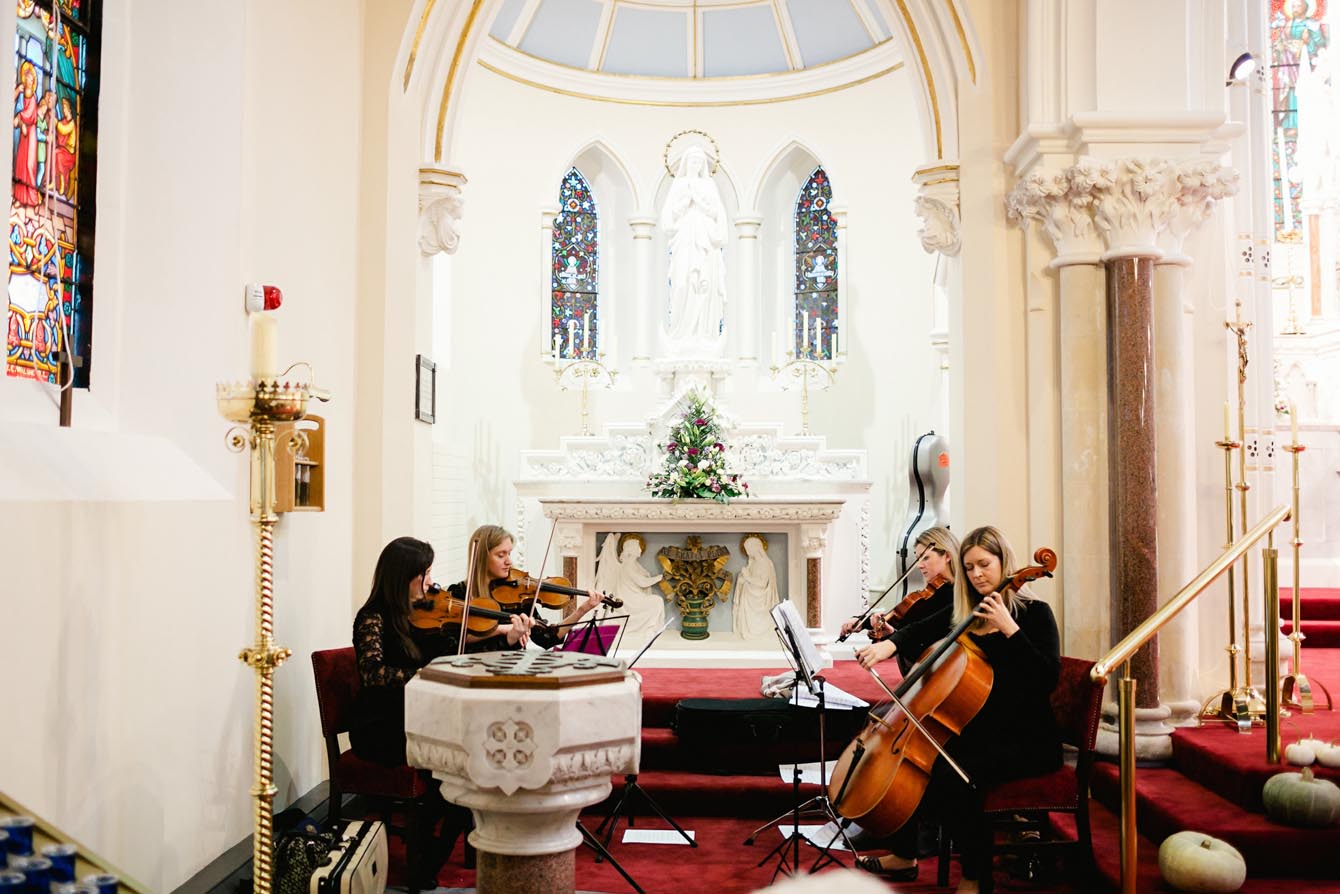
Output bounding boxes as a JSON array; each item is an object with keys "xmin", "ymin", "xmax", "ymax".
[
  {"xmin": 456, "ymin": 533, "xmax": 481, "ymax": 657},
  {"xmin": 527, "ymin": 520, "xmax": 560, "ymax": 626},
  {"xmin": 836, "ymin": 545, "xmax": 930, "ymax": 643}
]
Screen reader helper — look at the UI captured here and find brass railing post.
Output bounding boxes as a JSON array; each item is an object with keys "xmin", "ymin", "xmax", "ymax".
[
  {"xmin": 1264, "ymin": 540, "xmax": 1281, "ymax": 762},
  {"xmin": 1119, "ymin": 667, "xmax": 1137, "ymax": 894}
]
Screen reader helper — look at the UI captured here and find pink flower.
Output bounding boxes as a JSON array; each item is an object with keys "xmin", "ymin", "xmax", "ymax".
[
  {"xmin": 712, "ymin": 483, "xmax": 722, "ymax": 492},
  {"xmin": 667, "ymin": 443, "xmax": 677, "ymax": 451},
  {"xmin": 743, "ymin": 482, "xmax": 749, "ymax": 490},
  {"xmin": 687, "ymin": 447, "xmax": 699, "ymax": 455},
  {"xmin": 714, "ymin": 442, "xmax": 724, "ymax": 451},
  {"xmin": 695, "ymin": 418, "xmax": 707, "ymax": 425}
]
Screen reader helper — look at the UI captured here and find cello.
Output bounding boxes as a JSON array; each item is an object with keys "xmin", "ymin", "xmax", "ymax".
[
  {"xmin": 827, "ymin": 547, "xmax": 1057, "ymax": 838},
  {"xmin": 894, "ymin": 431, "xmax": 950, "ymax": 597}
]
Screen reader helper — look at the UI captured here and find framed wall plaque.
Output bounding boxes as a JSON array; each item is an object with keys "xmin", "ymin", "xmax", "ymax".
[{"xmin": 415, "ymin": 354, "xmax": 436, "ymax": 424}]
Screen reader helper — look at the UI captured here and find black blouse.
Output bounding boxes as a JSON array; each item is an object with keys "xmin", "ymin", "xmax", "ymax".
[{"xmin": 885, "ymin": 581, "xmax": 955, "ymax": 675}]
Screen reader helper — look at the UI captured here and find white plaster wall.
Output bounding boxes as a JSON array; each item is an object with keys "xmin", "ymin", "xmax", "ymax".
[
  {"xmin": 435, "ymin": 62, "xmax": 940, "ymax": 587},
  {"xmin": 0, "ymin": 0, "xmax": 370, "ymax": 888}
]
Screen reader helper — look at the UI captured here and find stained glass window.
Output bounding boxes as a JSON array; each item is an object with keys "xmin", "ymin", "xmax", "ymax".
[
  {"xmin": 1269, "ymin": 0, "xmax": 1329, "ymax": 238},
  {"xmin": 551, "ymin": 168, "xmax": 599, "ymax": 360},
  {"xmin": 8, "ymin": 0, "xmax": 100, "ymax": 387},
  {"xmin": 793, "ymin": 167, "xmax": 838, "ymax": 360}
]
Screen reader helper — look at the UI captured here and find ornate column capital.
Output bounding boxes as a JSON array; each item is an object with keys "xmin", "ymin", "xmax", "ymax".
[
  {"xmin": 913, "ymin": 165, "xmax": 961, "ymax": 257},
  {"xmin": 1007, "ymin": 158, "xmax": 1238, "ymax": 266},
  {"xmin": 418, "ymin": 167, "xmax": 467, "ymax": 257}
]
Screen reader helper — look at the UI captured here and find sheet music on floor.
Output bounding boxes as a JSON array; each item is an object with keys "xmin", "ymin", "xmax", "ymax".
[
  {"xmin": 788, "ymin": 681, "xmax": 868, "ymax": 710},
  {"xmin": 777, "ymin": 824, "xmax": 852, "ymax": 851},
  {"xmin": 777, "ymin": 760, "xmax": 840, "ymax": 786},
  {"xmin": 621, "ymin": 828, "xmax": 696, "ymax": 845}
]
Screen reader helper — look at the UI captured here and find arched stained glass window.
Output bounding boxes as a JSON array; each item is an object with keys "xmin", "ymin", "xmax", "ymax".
[
  {"xmin": 551, "ymin": 168, "xmax": 599, "ymax": 360},
  {"xmin": 8, "ymin": 0, "xmax": 101, "ymax": 386},
  {"xmin": 793, "ymin": 167, "xmax": 838, "ymax": 360},
  {"xmin": 1269, "ymin": 0, "xmax": 1329, "ymax": 237}
]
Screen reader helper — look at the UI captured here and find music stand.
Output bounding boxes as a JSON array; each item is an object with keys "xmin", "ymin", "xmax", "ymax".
[
  {"xmin": 594, "ymin": 616, "xmax": 696, "ymax": 854},
  {"xmin": 558, "ymin": 615, "xmax": 627, "ymax": 656},
  {"xmin": 744, "ymin": 601, "xmax": 854, "ymax": 879}
]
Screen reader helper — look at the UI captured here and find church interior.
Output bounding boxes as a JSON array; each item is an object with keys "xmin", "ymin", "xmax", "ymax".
[{"xmin": 4, "ymin": 1, "xmax": 1340, "ymax": 893}]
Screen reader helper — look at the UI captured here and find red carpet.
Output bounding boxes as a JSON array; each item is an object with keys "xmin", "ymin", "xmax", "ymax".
[{"xmin": 1280, "ymin": 587, "xmax": 1340, "ymax": 647}]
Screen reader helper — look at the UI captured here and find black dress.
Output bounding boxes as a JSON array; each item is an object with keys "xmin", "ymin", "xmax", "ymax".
[
  {"xmin": 886, "ymin": 597, "xmax": 1062, "ymax": 880},
  {"xmin": 883, "ymin": 580, "xmax": 955, "ymax": 676}
]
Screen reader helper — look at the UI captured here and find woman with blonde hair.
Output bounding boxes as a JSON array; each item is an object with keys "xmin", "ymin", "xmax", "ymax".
[
  {"xmin": 850, "ymin": 526, "xmax": 960, "ymax": 675},
  {"xmin": 854, "ymin": 525, "xmax": 1060, "ymax": 894}
]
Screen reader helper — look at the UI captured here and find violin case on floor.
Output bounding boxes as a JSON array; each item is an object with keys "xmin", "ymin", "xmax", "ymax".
[
  {"xmin": 310, "ymin": 819, "xmax": 388, "ymax": 894},
  {"xmin": 672, "ymin": 697, "xmax": 866, "ymax": 775}
]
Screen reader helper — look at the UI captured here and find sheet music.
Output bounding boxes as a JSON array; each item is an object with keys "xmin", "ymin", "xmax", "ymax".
[
  {"xmin": 770, "ymin": 601, "xmax": 824, "ymax": 685},
  {"xmin": 777, "ymin": 760, "xmax": 840, "ymax": 786},
  {"xmin": 778, "ymin": 824, "xmax": 852, "ymax": 851},
  {"xmin": 621, "ymin": 828, "xmax": 696, "ymax": 844},
  {"xmin": 790, "ymin": 682, "xmax": 868, "ymax": 710}
]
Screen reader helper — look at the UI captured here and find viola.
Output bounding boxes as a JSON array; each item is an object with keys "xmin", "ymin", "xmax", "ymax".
[
  {"xmin": 408, "ymin": 582, "xmax": 554, "ymax": 638},
  {"xmin": 883, "ymin": 573, "xmax": 950, "ymax": 629},
  {"xmin": 827, "ymin": 547, "xmax": 1058, "ymax": 839},
  {"xmin": 489, "ymin": 568, "xmax": 624, "ymax": 613}
]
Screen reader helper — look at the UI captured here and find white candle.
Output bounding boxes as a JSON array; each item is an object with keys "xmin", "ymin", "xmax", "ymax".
[
  {"xmin": 567, "ymin": 319, "xmax": 578, "ymax": 357},
  {"xmin": 815, "ymin": 318, "xmax": 824, "ymax": 357},
  {"xmin": 552, "ymin": 332, "xmax": 560, "ymax": 362},
  {"xmin": 249, "ymin": 312, "xmax": 278, "ymax": 380},
  {"xmin": 1290, "ymin": 400, "xmax": 1299, "ymax": 444},
  {"xmin": 801, "ymin": 320, "xmax": 809, "ymax": 355},
  {"xmin": 831, "ymin": 329, "xmax": 838, "ymax": 359},
  {"xmin": 582, "ymin": 312, "xmax": 591, "ymax": 354},
  {"xmin": 1223, "ymin": 402, "xmax": 1231, "ymax": 440}
]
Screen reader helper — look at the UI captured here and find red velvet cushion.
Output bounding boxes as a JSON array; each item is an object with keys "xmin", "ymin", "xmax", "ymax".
[
  {"xmin": 983, "ymin": 766, "xmax": 1079, "ymax": 813},
  {"xmin": 333, "ymin": 750, "xmax": 434, "ymax": 798},
  {"xmin": 1050, "ymin": 657, "xmax": 1101, "ymax": 749},
  {"xmin": 312, "ymin": 647, "xmax": 361, "ymax": 736}
]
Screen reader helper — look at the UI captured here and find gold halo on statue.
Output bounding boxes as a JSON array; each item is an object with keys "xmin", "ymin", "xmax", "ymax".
[
  {"xmin": 664, "ymin": 129, "xmax": 721, "ymax": 177},
  {"xmin": 619, "ymin": 532, "xmax": 648, "ymax": 556},
  {"xmin": 739, "ymin": 533, "xmax": 769, "ymax": 553}
]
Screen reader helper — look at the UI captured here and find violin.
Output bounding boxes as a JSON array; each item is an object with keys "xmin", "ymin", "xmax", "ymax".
[
  {"xmin": 827, "ymin": 547, "xmax": 1058, "ymax": 839},
  {"xmin": 883, "ymin": 572, "xmax": 950, "ymax": 629},
  {"xmin": 489, "ymin": 568, "xmax": 624, "ymax": 614},
  {"xmin": 408, "ymin": 582, "xmax": 554, "ymax": 638}
]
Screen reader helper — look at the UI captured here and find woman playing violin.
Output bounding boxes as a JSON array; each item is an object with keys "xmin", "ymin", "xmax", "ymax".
[
  {"xmin": 854, "ymin": 526, "xmax": 1061, "ymax": 893},
  {"xmin": 455, "ymin": 524, "xmax": 604, "ymax": 648},
  {"xmin": 845, "ymin": 526, "xmax": 959, "ymax": 676}
]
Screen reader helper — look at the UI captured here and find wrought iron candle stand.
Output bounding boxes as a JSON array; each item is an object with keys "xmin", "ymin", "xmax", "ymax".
[
  {"xmin": 770, "ymin": 356, "xmax": 836, "ymax": 436},
  {"xmin": 217, "ymin": 366, "xmax": 329, "ymax": 894},
  {"xmin": 555, "ymin": 355, "xmax": 615, "ymax": 436},
  {"xmin": 1281, "ymin": 415, "xmax": 1333, "ymax": 712}
]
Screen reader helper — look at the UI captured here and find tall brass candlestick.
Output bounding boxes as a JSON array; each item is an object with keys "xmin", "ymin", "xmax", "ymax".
[
  {"xmin": 1201, "ymin": 414, "xmax": 1252, "ymax": 730},
  {"xmin": 1281, "ymin": 406, "xmax": 1333, "ymax": 711},
  {"xmin": 218, "ymin": 371, "xmax": 329, "ymax": 894},
  {"xmin": 1227, "ymin": 300, "xmax": 1266, "ymax": 717}
]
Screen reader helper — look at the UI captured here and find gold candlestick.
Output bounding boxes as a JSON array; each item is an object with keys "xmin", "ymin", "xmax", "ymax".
[
  {"xmin": 771, "ymin": 357, "xmax": 836, "ymax": 436},
  {"xmin": 1281, "ymin": 412, "xmax": 1334, "ymax": 712},
  {"xmin": 1201, "ymin": 421, "xmax": 1254, "ymax": 730},
  {"xmin": 555, "ymin": 356, "xmax": 615, "ymax": 436},
  {"xmin": 217, "ymin": 368, "xmax": 329, "ymax": 894}
]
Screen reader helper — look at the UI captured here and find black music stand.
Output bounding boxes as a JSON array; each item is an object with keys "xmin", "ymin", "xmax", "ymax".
[
  {"xmin": 744, "ymin": 601, "xmax": 855, "ymax": 879},
  {"xmin": 594, "ymin": 617, "xmax": 696, "ymax": 853}
]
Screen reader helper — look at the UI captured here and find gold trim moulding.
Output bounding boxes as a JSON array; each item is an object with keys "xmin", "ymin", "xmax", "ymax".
[{"xmin": 216, "ymin": 381, "xmax": 328, "ymax": 423}]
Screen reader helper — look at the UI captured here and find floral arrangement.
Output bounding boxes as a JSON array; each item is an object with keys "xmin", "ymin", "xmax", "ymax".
[{"xmin": 646, "ymin": 392, "xmax": 748, "ymax": 503}]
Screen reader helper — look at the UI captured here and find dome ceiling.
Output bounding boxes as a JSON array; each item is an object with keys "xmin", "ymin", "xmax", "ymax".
[{"xmin": 487, "ymin": 0, "xmax": 895, "ymax": 79}]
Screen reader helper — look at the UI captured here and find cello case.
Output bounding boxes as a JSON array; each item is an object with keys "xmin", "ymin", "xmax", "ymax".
[{"xmin": 895, "ymin": 431, "xmax": 950, "ymax": 597}]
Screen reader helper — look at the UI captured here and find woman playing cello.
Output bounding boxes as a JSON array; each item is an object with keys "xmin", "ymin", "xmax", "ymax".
[
  {"xmin": 852, "ymin": 526, "xmax": 1061, "ymax": 893},
  {"xmin": 844, "ymin": 526, "xmax": 960, "ymax": 676}
]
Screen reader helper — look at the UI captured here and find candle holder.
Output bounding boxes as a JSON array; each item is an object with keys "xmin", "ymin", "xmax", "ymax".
[
  {"xmin": 555, "ymin": 356, "xmax": 615, "ymax": 436},
  {"xmin": 216, "ymin": 363, "xmax": 329, "ymax": 894},
  {"xmin": 1276, "ymin": 231, "xmax": 1306, "ymax": 336},
  {"xmin": 1281, "ymin": 430, "xmax": 1333, "ymax": 712},
  {"xmin": 1228, "ymin": 301, "xmax": 1267, "ymax": 718},
  {"xmin": 770, "ymin": 356, "xmax": 837, "ymax": 436}
]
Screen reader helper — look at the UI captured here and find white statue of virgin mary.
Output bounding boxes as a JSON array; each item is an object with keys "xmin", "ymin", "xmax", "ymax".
[{"xmin": 661, "ymin": 145, "xmax": 728, "ymax": 344}]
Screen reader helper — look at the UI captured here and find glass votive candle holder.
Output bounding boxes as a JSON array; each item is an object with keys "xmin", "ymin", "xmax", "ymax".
[
  {"xmin": 79, "ymin": 876, "xmax": 116, "ymax": 894},
  {"xmin": 18, "ymin": 856, "xmax": 50, "ymax": 894},
  {"xmin": 39, "ymin": 845, "xmax": 76, "ymax": 884},
  {"xmin": 0, "ymin": 819, "xmax": 33, "ymax": 857},
  {"xmin": 71, "ymin": 886, "xmax": 99, "ymax": 894},
  {"xmin": 0, "ymin": 870, "xmax": 23, "ymax": 893},
  {"xmin": 51, "ymin": 884, "xmax": 81, "ymax": 894}
]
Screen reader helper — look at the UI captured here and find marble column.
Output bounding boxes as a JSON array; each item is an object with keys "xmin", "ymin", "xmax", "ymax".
[
  {"xmin": 801, "ymin": 524, "xmax": 827, "ymax": 629},
  {"xmin": 628, "ymin": 216, "xmax": 656, "ymax": 363},
  {"xmin": 734, "ymin": 214, "xmax": 763, "ymax": 363}
]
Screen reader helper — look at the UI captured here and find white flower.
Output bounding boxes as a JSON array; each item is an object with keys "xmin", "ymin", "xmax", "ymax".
[
  {"xmin": 698, "ymin": 460, "xmax": 709, "ymax": 469},
  {"xmin": 678, "ymin": 459, "xmax": 689, "ymax": 467}
]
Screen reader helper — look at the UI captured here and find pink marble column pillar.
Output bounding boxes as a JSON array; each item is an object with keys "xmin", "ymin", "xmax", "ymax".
[{"xmin": 1104, "ymin": 255, "xmax": 1161, "ymax": 708}]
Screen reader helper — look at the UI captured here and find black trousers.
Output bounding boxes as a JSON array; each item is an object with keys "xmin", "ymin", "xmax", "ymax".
[{"xmin": 886, "ymin": 758, "xmax": 987, "ymax": 881}]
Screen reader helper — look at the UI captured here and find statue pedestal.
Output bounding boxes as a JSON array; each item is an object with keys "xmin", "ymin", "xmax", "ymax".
[{"xmin": 405, "ymin": 653, "xmax": 641, "ymax": 894}]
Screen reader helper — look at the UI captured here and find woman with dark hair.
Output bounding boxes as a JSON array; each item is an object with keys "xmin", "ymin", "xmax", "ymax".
[{"xmin": 854, "ymin": 526, "xmax": 1061, "ymax": 894}]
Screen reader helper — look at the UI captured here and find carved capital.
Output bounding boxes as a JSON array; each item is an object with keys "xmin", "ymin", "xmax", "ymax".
[
  {"xmin": 418, "ymin": 167, "xmax": 467, "ymax": 257},
  {"xmin": 1160, "ymin": 161, "xmax": 1240, "ymax": 261},
  {"xmin": 1006, "ymin": 163, "xmax": 1104, "ymax": 263},
  {"xmin": 912, "ymin": 166, "xmax": 960, "ymax": 257}
]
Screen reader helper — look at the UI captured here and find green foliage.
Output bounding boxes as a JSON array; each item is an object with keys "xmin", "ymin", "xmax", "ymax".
[{"xmin": 646, "ymin": 392, "xmax": 748, "ymax": 504}]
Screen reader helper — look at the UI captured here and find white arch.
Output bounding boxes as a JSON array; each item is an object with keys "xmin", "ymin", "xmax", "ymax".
[
  {"xmin": 555, "ymin": 138, "xmax": 642, "ymax": 211},
  {"xmin": 748, "ymin": 137, "xmax": 835, "ymax": 211}
]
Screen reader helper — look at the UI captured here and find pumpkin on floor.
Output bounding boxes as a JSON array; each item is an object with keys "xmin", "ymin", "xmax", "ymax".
[
  {"xmin": 1262, "ymin": 767, "xmax": 1340, "ymax": 827},
  {"xmin": 1157, "ymin": 831, "xmax": 1246, "ymax": 893}
]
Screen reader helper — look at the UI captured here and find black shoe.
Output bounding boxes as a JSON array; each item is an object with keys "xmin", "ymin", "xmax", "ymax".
[{"xmin": 856, "ymin": 855, "xmax": 919, "ymax": 881}]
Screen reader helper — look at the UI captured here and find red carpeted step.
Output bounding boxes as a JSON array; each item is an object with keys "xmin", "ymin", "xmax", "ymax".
[
  {"xmin": 1282, "ymin": 619, "xmax": 1340, "ymax": 648},
  {"xmin": 590, "ymin": 767, "xmax": 825, "ymax": 818},
  {"xmin": 1285, "ymin": 587, "xmax": 1340, "ymax": 620},
  {"xmin": 1091, "ymin": 763, "xmax": 1336, "ymax": 878}
]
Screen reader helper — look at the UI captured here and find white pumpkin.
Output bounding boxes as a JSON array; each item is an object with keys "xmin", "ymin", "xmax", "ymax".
[
  {"xmin": 1158, "ymin": 831, "xmax": 1247, "ymax": 893},
  {"xmin": 1315, "ymin": 743, "xmax": 1340, "ymax": 769},
  {"xmin": 1285, "ymin": 741, "xmax": 1317, "ymax": 766},
  {"xmin": 1262, "ymin": 767, "xmax": 1340, "ymax": 827}
]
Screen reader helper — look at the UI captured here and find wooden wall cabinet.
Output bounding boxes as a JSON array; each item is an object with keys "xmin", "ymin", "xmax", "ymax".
[{"xmin": 275, "ymin": 414, "xmax": 325, "ymax": 512}]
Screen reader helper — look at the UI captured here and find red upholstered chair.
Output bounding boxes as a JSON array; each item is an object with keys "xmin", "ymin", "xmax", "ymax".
[
  {"xmin": 311, "ymin": 647, "xmax": 439, "ymax": 893},
  {"xmin": 937, "ymin": 655, "xmax": 1105, "ymax": 893}
]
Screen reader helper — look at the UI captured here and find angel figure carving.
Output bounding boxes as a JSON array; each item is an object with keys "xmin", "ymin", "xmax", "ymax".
[{"xmin": 596, "ymin": 534, "xmax": 665, "ymax": 644}]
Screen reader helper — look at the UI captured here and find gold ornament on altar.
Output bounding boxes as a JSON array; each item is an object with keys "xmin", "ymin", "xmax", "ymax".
[{"xmin": 656, "ymin": 535, "xmax": 732, "ymax": 641}]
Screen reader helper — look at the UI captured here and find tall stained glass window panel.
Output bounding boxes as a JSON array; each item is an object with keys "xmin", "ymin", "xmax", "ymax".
[
  {"xmin": 794, "ymin": 168, "xmax": 838, "ymax": 360},
  {"xmin": 551, "ymin": 168, "xmax": 599, "ymax": 360},
  {"xmin": 8, "ymin": 0, "xmax": 100, "ymax": 386},
  {"xmin": 1269, "ymin": 0, "xmax": 1329, "ymax": 238}
]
